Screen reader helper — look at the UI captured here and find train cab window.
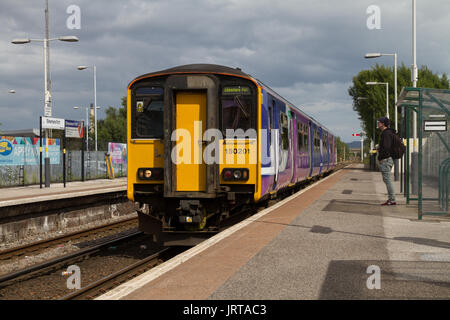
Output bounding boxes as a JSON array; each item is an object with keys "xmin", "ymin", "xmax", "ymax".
[
  {"xmin": 134, "ymin": 87, "xmax": 164, "ymax": 138},
  {"xmin": 221, "ymin": 86, "xmax": 253, "ymax": 137}
]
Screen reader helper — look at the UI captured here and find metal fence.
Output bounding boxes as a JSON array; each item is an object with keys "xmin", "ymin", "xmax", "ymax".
[{"xmin": 0, "ymin": 150, "xmax": 127, "ymax": 187}]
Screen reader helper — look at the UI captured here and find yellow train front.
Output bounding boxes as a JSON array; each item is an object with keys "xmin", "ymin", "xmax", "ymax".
[{"xmin": 127, "ymin": 64, "xmax": 260, "ymax": 245}]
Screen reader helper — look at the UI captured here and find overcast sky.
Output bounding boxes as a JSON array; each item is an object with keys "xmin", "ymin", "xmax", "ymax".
[{"xmin": 1, "ymin": 0, "xmax": 449, "ymax": 142}]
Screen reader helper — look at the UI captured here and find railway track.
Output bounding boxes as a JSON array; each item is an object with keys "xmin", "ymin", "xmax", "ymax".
[
  {"xmin": 0, "ymin": 215, "xmax": 138, "ymax": 261},
  {"xmin": 60, "ymin": 246, "xmax": 183, "ymax": 300}
]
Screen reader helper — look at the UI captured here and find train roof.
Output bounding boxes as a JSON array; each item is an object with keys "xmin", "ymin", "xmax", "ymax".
[{"xmin": 130, "ymin": 64, "xmax": 253, "ymax": 85}]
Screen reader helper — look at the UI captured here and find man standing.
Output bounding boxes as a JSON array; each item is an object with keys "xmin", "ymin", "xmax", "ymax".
[{"xmin": 377, "ymin": 117, "xmax": 396, "ymax": 205}]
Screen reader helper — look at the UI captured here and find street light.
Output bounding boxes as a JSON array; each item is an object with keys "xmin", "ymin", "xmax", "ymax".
[
  {"xmin": 74, "ymin": 106, "xmax": 89, "ymax": 152},
  {"xmin": 11, "ymin": 0, "xmax": 79, "ymax": 187},
  {"xmin": 8, "ymin": 90, "xmax": 15, "ymax": 94},
  {"xmin": 366, "ymin": 82, "xmax": 389, "ymax": 119},
  {"xmin": 364, "ymin": 53, "xmax": 398, "ymax": 132},
  {"xmin": 77, "ymin": 65, "xmax": 98, "ymax": 151}
]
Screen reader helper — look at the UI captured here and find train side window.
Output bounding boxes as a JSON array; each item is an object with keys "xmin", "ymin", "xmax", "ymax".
[
  {"xmin": 297, "ymin": 121, "xmax": 303, "ymax": 151},
  {"xmin": 304, "ymin": 125, "xmax": 309, "ymax": 149},
  {"xmin": 280, "ymin": 112, "xmax": 289, "ymax": 151},
  {"xmin": 134, "ymin": 87, "xmax": 164, "ymax": 138}
]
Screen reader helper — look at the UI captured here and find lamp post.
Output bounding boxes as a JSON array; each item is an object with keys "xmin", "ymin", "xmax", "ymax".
[
  {"xmin": 364, "ymin": 53, "xmax": 398, "ymax": 132},
  {"xmin": 77, "ymin": 65, "xmax": 98, "ymax": 151},
  {"xmin": 12, "ymin": 0, "xmax": 78, "ymax": 187},
  {"xmin": 412, "ymin": 0, "xmax": 418, "ymax": 151}
]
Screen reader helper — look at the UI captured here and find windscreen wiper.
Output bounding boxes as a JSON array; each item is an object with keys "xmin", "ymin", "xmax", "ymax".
[{"xmin": 234, "ymin": 95, "xmax": 249, "ymax": 119}]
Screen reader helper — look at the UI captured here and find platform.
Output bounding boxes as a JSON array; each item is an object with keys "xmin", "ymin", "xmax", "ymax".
[
  {"xmin": 0, "ymin": 178, "xmax": 126, "ymax": 208},
  {"xmin": 98, "ymin": 164, "xmax": 450, "ymax": 300}
]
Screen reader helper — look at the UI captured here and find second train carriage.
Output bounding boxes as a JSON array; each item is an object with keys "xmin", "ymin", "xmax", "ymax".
[{"xmin": 127, "ymin": 64, "xmax": 336, "ymax": 244}]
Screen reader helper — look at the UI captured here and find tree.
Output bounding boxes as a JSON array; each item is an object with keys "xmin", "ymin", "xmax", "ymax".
[
  {"xmin": 96, "ymin": 97, "xmax": 127, "ymax": 151},
  {"xmin": 348, "ymin": 64, "xmax": 449, "ymax": 145},
  {"xmin": 336, "ymin": 136, "xmax": 350, "ymax": 162}
]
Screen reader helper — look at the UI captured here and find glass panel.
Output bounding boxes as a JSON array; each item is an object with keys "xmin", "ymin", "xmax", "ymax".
[
  {"xmin": 222, "ymin": 97, "xmax": 252, "ymax": 134},
  {"xmin": 134, "ymin": 87, "xmax": 164, "ymax": 138}
]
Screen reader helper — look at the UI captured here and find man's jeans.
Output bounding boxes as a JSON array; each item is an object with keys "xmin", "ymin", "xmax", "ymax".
[{"xmin": 379, "ymin": 157, "xmax": 395, "ymax": 201}]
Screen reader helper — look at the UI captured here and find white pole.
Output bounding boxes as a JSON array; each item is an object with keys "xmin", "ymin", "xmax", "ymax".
[
  {"xmin": 394, "ymin": 53, "xmax": 398, "ymax": 131},
  {"xmin": 361, "ymin": 134, "xmax": 364, "ymax": 162},
  {"xmin": 94, "ymin": 65, "xmax": 97, "ymax": 151},
  {"xmin": 412, "ymin": 0, "xmax": 417, "ymax": 151},
  {"xmin": 44, "ymin": 0, "xmax": 50, "ymax": 187},
  {"xmin": 385, "ymin": 83, "xmax": 389, "ymax": 118},
  {"xmin": 86, "ymin": 106, "xmax": 89, "ymax": 152}
]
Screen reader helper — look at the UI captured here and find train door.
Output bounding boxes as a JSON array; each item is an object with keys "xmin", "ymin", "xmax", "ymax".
[
  {"xmin": 174, "ymin": 91, "xmax": 207, "ymax": 191},
  {"xmin": 309, "ymin": 122, "xmax": 315, "ymax": 177},
  {"xmin": 318, "ymin": 127, "xmax": 323, "ymax": 175},
  {"xmin": 289, "ymin": 110, "xmax": 295, "ymax": 183},
  {"xmin": 270, "ymin": 98, "xmax": 279, "ymax": 189}
]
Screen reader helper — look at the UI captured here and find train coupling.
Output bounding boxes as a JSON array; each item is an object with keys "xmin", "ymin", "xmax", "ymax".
[{"xmin": 177, "ymin": 200, "xmax": 204, "ymax": 224}]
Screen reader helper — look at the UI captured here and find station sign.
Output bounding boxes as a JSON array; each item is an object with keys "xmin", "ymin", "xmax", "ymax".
[
  {"xmin": 42, "ymin": 117, "xmax": 65, "ymax": 130},
  {"xmin": 424, "ymin": 120, "xmax": 447, "ymax": 132},
  {"xmin": 65, "ymin": 120, "xmax": 84, "ymax": 138}
]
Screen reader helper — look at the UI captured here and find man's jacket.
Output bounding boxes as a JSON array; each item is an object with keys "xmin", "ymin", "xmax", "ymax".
[{"xmin": 378, "ymin": 128, "xmax": 395, "ymax": 161}]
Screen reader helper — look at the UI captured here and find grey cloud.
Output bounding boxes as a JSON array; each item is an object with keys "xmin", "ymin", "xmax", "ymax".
[{"xmin": 1, "ymin": 0, "xmax": 449, "ymax": 142}]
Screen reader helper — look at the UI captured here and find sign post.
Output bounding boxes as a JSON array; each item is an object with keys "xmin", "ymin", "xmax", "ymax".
[
  {"xmin": 352, "ymin": 133, "xmax": 363, "ymax": 162},
  {"xmin": 65, "ymin": 119, "xmax": 85, "ymax": 183},
  {"xmin": 41, "ymin": 117, "xmax": 65, "ymax": 187}
]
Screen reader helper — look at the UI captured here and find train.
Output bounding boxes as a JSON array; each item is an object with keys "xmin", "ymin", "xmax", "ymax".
[{"xmin": 126, "ymin": 64, "xmax": 336, "ymax": 245}]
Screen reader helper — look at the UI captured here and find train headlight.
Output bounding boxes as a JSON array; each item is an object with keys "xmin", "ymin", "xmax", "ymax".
[
  {"xmin": 138, "ymin": 168, "xmax": 163, "ymax": 180},
  {"xmin": 233, "ymin": 170, "xmax": 242, "ymax": 179}
]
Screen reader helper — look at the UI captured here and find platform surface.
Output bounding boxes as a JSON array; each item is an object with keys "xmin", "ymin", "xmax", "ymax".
[
  {"xmin": 98, "ymin": 165, "xmax": 450, "ymax": 300},
  {"xmin": 0, "ymin": 178, "xmax": 127, "ymax": 207}
]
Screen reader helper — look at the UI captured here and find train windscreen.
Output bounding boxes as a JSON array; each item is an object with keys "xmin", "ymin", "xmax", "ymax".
[
  {"xmin": 221, "ymin": 85, "xmax": 254, "ymax": 137},
  {"xmin": 134, "ymin": 87, "xmax": 164, "ymax": 138}
]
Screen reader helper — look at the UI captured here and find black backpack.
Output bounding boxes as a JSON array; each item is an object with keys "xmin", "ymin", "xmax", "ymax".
[{"xmin": 391, "ymin": 132, "xmax": 406, "ymax": 159}]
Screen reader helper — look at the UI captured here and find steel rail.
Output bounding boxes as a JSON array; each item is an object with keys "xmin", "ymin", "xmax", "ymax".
[
  {"xmin": 59, "ymin": 247, "xmax": 176, "ymax": 300},
  {"xmin": 0, "ymin": 216, "xmax": 138, "ymax": 261},
  {"xmin": 0, "ymin": 230, "xmax": 143, "ymax": 286}
]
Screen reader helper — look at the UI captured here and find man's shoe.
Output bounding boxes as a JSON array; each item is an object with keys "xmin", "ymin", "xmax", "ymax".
[{"xmin": 381, "ymin": 200, "xmax": 396, "ymax": 206}]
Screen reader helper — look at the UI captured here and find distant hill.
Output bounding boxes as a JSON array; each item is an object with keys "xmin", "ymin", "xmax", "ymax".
[{"xmin": 347, "ymin": 141, "xmax": 361, "ymax": 149}]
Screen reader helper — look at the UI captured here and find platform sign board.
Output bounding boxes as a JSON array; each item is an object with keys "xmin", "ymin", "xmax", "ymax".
[
  {"xmin": 108, "ymin": 142, "xmax": 127, "ymax": 164},
  {"xmin": 65, "ymin": 120, "xmax": 84, "ymax": 138},
  {"xmin": 423, "ymin": 120, "xmax": 447, "ymax": 132},
  {"xmin": 0, "ymin": 136, "xmax": 60, "ymax": 165},
  {"xmin": 42, "ymin": 117, "xmax": 65, "ymax": 130}
]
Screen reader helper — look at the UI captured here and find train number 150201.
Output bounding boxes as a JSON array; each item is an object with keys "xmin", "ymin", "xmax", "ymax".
[{"xmin": 225, "ymin": 148, "xmax": 250, "ymax": 155}]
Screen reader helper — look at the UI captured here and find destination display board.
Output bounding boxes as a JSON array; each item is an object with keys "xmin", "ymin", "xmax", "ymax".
[{"xmin": 222, "ymin": 86, "xmax": 251, "ymax": 95}]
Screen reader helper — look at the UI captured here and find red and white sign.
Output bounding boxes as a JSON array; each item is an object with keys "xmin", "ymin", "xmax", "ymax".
[{"xmin": 352, "ymin": 133, "xmax": 361, "ymax": 136}]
